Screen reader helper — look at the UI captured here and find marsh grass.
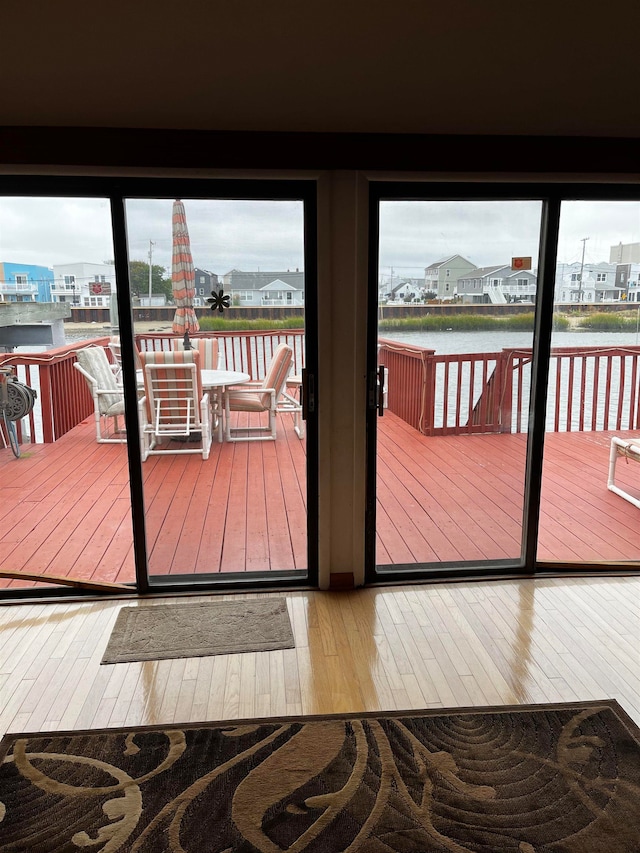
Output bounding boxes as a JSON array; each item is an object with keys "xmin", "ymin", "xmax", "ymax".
[
  {"xmin": 378, "ymin": 313, "xmax": 570, "ymax": 332},
  {"xmin": 577, "ymin": 311, "xmax": 638, "ymax": 331},
  {"xmin": 198, "ymin": 316, "xmax": 305, "ymax": 331},
  {"xmin": 197, "ymin": 312, "xmax": 575, "ymax": 333}
]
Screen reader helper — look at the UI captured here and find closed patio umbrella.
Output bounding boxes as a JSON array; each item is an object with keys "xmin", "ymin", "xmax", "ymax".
[{"xmin": 171, "ymin": 199, "xmax": 200, "ymax": 344}]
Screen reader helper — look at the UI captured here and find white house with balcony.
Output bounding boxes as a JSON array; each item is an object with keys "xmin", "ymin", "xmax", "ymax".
[
  {"xmin": 457, "ymin": 265, "xmax": 537, "ymax": 304},
  {"xmin": 51, "ymin": 262, "xmax": 116, "ymax": 307},
  {"xmin": 556, "ymin": 262, "xmax": 619, "ymax": 303},
  {"xmin": 221, "ymin": 269, "xmax": 304, "ymax": 307}
]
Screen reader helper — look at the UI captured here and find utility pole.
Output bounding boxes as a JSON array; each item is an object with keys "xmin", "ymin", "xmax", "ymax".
[
  {"xmin": 578, "ymin": 237, "xmax": 589, "ymax": 303},
  {"xmin": 148, "ymin": 240, "xmax": 155, "ymax": 304}
]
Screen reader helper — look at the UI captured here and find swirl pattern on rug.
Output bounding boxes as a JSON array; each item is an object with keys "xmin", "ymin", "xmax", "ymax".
[{"xmin": 0, "ymin": 701, "xmax": 639, "ymax": 852}]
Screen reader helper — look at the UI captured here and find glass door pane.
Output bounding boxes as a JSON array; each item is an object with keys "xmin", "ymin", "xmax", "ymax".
[
  {"xmin": 373, "ymin": 198, "xmax": 543, "ymax": 576},
  {"xmin": 0, "ymin": 195, "xmax": 136, "ymax": 593},
  {"xmin": 124, "ymin": 197, "xmax": 309, "ymax": 583},
  {"xmin": 539, "ymin": 200, "xmax": 640, "ymax": 565}
]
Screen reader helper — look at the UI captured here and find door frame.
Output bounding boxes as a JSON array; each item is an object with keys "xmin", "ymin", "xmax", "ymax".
[
  {"xmin": 365, "ymin": 179, "xmax": 640, "ymax": 584},
  {"xmin": 0, "ymin": 175, "xmax": 319, "ymax": 598}
]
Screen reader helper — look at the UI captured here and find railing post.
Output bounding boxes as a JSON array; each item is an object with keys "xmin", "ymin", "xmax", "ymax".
[
  {"xmin": 421, "ymin": 351, "xmax": 436, "ymax": 435},
  {"xmin": 37, "ymin": 363, "xmax": 56, "ymax": 443},
  {"xmin": 499, "ymin": 350, "xmax": 514, "ymax": 433}
]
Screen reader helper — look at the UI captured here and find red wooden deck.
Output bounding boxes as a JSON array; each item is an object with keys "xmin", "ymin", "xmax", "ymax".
[{"xmin": 1, "ymin": 412, "xmax": 638, "ymax": 589}]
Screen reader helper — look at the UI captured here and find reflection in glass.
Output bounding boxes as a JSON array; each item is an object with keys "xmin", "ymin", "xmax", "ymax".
[
  {"xmin": 124, "ymin": 198, "xmax": 307, "ymax": 581},
  {"xmin": 0, "ymin": 196, "xmax": 135, "ymax": 591},
  {"xmin": 539, "ymin": 200, "xmax": 640, "ymax": 564},
  {"xmin": 376, "ymin": 200, "xmax": 543, "ymax": 570}
]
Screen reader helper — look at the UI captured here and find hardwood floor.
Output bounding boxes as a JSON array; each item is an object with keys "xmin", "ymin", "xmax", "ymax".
[{"xmin": 1, "ymin": 576, "xmax": 638, "ymax": 739}]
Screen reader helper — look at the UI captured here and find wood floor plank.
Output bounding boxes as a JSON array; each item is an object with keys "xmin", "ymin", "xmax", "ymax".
[{"xmin": 0, "ymin": 577, "xmax": 638, "ymax": 736}]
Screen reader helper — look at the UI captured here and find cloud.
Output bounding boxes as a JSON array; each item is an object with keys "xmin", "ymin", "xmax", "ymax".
[
  {"xmin": 125, "ymin": 199, "xmax": 305, "ymax": 274},
  {"xmin": 1, "ymin": 195, "xmax": 639, "ymax": 284},
  {"xmin": 0, "ymin": 197, "xmax": 305, "ymax": 275},
  {"xmin": 0, "ymin": 197, "xmax": 114, "ymax": 267},
  {"xmin": 379, "ymin": 200, "xmax": 640, "ymax": 277}
]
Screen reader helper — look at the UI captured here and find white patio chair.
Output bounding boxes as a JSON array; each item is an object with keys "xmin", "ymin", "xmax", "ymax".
[
  {"xmin": 74, "ymin": 345, "xmax": 127, "ymax": 443},
  {"xmin": 108, "ymin": 337, "xmax": 123, "ymax": 383},
  {"xmin": 139, "ymin": 349, "xmax": 212, "ymax": 461},
  {"xmin": 171, "ymin": 336, "xmax": 222, "ymax": 369},
  {"xmin": 607, "ymin": 436, "xmax": 640, "ymax": 508},
  {"xmin": 223, "ymin": 343, "xmax": 294, "ymax": 441}
]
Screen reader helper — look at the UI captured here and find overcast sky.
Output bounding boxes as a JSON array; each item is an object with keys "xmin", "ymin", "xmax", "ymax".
[
  {"xmin": 1, "ymin": 196, "xmax": 639, "ymax": 282},
  {"xmin": 0, "ymin": 198, "xmax": 306, "ymax": 275},
  {"xmin": 379, "ymin": 200, "xmax": 640, "ymax": 281}
]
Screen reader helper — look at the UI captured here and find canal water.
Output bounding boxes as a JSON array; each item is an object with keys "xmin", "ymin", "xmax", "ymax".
[
  {"xmin": 381, "ymin": 328, "xmax": 640, "ymax": 354},
  {"xmin": 59, "ymin": 326, "xmax": 640, "ymax": 357},
  {"xmin": 380, "ymin": 329, "xmax": 640, "ymax": 433},
  {"xmin": 13, "ymin": 328, "xmax": 640, "ymax": 442}
]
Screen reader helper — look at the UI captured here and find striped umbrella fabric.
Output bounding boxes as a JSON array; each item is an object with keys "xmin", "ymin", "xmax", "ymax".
[{"xmin": 171, "ymin": 199, "xmax": 200, "ymax": 336}]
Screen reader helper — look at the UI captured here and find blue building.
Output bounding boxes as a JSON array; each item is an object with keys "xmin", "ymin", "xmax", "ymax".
[{"xmin": 0, "ymin": 261, "xmax": 54, "ymax": 303}]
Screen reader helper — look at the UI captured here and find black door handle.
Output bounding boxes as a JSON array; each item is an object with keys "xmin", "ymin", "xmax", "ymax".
[{"xmin": 377, "ymin": 365, "xmax": 385, "ymax": 416}]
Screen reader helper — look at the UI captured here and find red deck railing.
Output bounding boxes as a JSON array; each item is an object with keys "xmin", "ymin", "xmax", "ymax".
[
  {"xmin": 0, "ymin": 337, "xmax": 113, "ymax": 443},
  {"xmin": 4, "ymin": 334, "xmax": 639, "ymax": 445},
  {"xmin": 136, "ymin": 330, "xmax": 305, "ymax": 379},
  {"xmin": 0, "ymin": 331, "xmax": 305, "ymax": 444},
  {"xmin": 378, "ymin": 340, "xmax": 640, "ymax": 436}
]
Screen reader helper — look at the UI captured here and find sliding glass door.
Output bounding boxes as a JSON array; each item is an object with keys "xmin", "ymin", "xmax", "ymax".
[
  {"xmin": 0, "ymin": 177, "xmax": 317, "ymax": 599},
  {"xmin": 122, "ymin": 189, "xmax": 316, "ymax": 587},
  {"xmin": 538, "ymin": 200, "xmax": 640, "ymax": 566},
  {"xmin": 366, "ymin": 184, "xmax": 640, "ymax": 581},
  {"xmin": 0, "ymin": 192, "xmax": 136, "ymax": 595}
]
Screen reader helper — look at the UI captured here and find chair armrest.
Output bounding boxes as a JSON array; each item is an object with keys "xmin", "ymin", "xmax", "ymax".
[
  {"xmin": 226, "ymin": 385, "xmax": 277, "ymax": 396},
  {"xmin": 226, "ymin": 380, "xmax": 262, "ymax": 390}
]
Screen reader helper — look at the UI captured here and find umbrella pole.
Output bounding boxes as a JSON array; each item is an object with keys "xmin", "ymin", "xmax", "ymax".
[{"xmin": 183, "ymin": 330, "xmax": 192, "ymax": 349}]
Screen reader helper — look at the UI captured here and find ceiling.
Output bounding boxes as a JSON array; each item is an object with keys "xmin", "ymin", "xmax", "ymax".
[{"xmin": 4, "ymin": 0, "xmax": 640, "ymax": 138}]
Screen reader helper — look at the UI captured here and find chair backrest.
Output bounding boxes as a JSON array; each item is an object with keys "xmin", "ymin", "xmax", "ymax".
[
  {"xmin": 109, "ymin": 336, "xmax": 143, "ymax": 371},
  {"xmin": 76, "ymin": 346, "xmax": 121, "ymax": 413},
  {"xmin": 260, "ymin": 343, "xmax": 293, "ymax": 407},
  {"xmin": 171, "ymin": 337, "xmax": 220, "ymax": 370},
  {"xmin": 108, "ymin": 338, "xmax": 122, "ymax": 368},
  {"xmin": 139, "ymin": 349, "xmax": 202, "ymax": 426}
]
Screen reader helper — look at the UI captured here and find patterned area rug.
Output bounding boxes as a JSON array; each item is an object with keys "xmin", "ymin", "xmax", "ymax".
[
  {"xmin": 101, "ymin": 598, "xmax": 295, "ymax": 664},
  {"xmin": 0, "ymin": 701, "xmax": 639, "ymax": 852}
]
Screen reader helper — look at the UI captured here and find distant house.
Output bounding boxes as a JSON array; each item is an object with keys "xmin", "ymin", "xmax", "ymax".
[
  {"xmin": 615, "ymin": 263, "xmax": 640, "ymax": 302},
  {"xmin": 0, "ymin": 262, "xmax": 54, "ymax": 303},
  {"xmin": 424, "ymin": 255, "xmax": 476, "ymax": 300},
  {"xmin": 193, "ymin": 267, "xmax": 219, "ymax": 306},
  {"xmin": 556, "ymin": 262, "xmax": 619, "ymax": 303},
  {"xmin": 502, "ymin": 269, "xmax": 537, "ymax": 302},
  {"xmin": 222, "ymin": 269, "xmax": 304, "ymax": 307},
  {"xmin": 388, "ymin": 279, "xmax": 422, "ymax": 302},
  {"xmin": 457, "ymin": 264, "xmax": 537, "ymax": 304},
  {"xmin": 51, "ymin": 262, "xmax": 116, "ymax": 307}
]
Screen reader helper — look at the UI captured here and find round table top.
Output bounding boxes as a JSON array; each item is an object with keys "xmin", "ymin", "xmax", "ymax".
[
  {"xmin": 136, "ymin": 369, "xmax": 251, "ymax": 387},
  {"xmin": 201, "ymin": 369, "xmax": 251, "ymax": 387}
]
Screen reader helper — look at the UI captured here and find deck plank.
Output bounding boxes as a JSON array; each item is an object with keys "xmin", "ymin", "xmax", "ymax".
[{"xmin": 1, "ymin": 413, "xmax": 639, "ymax": 588}]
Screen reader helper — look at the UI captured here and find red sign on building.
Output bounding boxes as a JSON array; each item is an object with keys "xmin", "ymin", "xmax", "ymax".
[
  {"xmin": 90, "ymin": 282, "xmax": 112, "ymax": 295},
  {"xmin": 511, "ymin": 257, "xmax": 532, "ymax": 270}
]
